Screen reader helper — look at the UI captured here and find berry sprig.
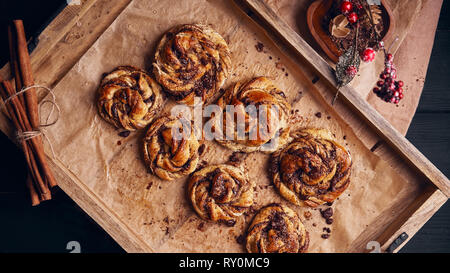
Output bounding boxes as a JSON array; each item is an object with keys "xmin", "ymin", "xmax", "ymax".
[
  {"xmin": 332, "ymin": 0, "xmax": 405, "ymax": 104},
  {"xmin": 372, "ymin": 48, "xmax": 404, "ymax": 104},
  {"xmin": 340, "ymin": 1, "xmax": 360, "ymax": 24}
]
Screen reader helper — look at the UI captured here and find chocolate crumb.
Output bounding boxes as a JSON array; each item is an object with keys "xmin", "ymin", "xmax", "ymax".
[
  {"xmin": 146, "ymin": 182, "xmax": 153, "ymax": 190},
  {"xmin": 326, "ymin": 218, "xmax": 334, "ymax": 225},
  {"xmin": 163, "ymin": 216, "xmax": 169, "ymax": 224},
  {"xmin": 323, "ymin": 227, "xmax": 331, "ymax": 233},
  {"xmin": 320, "ymin": 207, "xmax": 333, "ymax": 219},
  {"xmin": 304, "ymin": 211, "xmax": 312, "ymax": 220},
  {"xmin": 255, "ymin": 42, "xmax": 264, "ymax": 52},
  {"xmin": 285, "ymin": 73, "xmax": 289, "ymax": 77},
  {"xmin": 197, "ymin": 222, "xmax": 206, "ymax": 232},
  {"xmin": 321, "ymin": 234, "xmax": 330, "ymax": 239},
  {"xmin": 165, "ymin": 227, "xmax": 170, "ymax": 235},
  {"xmin": 198, "ymin": 144, "xmax": 206, "ymax": 156},
  {"xmin": 327, "ymin": 116, "xmax": 331, "ymax": 120},
  {"xmin": 118, "ymin": 131, "xmax": 130, "ymax": 138},
  {"xmin": 228, "ymin": 152, "xmax": 247, "ymax": 166},
  {"xmin": 269, "ymin": 56, "xmax": 273, "ymax": 60},
  {"xmin": 343, "ymin": 135, "xmax": 347, "ymax": 140},
  {"xmin": 315, "ymin": 112, "xmax": 322, "ymax": 118},
  {"xmin": 312, "ymin": 223, "xmax": 317, "ymax": 227},
  {"xmin": 236, "ymin": 234, "xmax": 246, "ymax": 245},
  {"xmin": 117, "ymin": 140, "xmax": 122, "ymax": 146}
]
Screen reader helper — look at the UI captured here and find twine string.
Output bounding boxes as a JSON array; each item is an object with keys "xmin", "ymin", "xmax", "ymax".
[{"xmin": 3, "ymin": 85, "xmax": 60, "ymax": 158}]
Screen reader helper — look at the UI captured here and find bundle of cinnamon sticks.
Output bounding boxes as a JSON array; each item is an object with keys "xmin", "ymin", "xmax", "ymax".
[{"xmin": 0, "ymin": 20, "xmax": 57, "ymax": 205}]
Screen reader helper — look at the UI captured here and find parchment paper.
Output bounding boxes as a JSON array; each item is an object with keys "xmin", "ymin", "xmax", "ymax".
[{"xmin": 43, "ymin": 0, "xmax": 424, "ymax": 252}]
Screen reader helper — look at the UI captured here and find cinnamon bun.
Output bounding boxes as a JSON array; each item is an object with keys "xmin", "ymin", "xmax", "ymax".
[
  {"xmin": 246, "ymin": 203, "xmax": 309, "ymax": 253},
  {"xmin": 143, "ymin": 115, "xmax": 200, "ymax": 181},
  {"xmin": 153, "ymin": 24, "xmax": 231, "ymax": 105},
  {"xmin": 211, "ymin": 77, "xmax": 291, "ymax": 153},
  {"xmin": 188, "ymin": 164, "xmax": 253, "ymax": 226},
  {"xmin": 270, "ymin": 129, "xmax": 352, "ymax": 207},
  {"xmin": 97, "ymin": 66, "xmax": 164, "ymax": 131}
]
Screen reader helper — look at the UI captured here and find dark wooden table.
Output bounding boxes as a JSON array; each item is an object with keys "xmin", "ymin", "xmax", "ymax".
[{"xmin": 0, "ymin": 0, "xmax": 448, "ymax": 253}]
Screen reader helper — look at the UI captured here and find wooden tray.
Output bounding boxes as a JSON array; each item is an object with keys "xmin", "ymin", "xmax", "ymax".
[{"xmin": 0, "ymin": 0, "xmax": 448, "ymax": 253}]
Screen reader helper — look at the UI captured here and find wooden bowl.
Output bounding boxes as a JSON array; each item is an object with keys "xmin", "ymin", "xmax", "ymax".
[{"xmin": 307, "ymin": 0, "xmax": 394, "ymax": 63}]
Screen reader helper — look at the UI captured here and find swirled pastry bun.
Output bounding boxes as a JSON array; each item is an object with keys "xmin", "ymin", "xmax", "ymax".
[
  {"xmin": 271, "ymin": 129, "xmax": 352, "ymax": 207},
  {"xmin": 246, "ymin": 203, "xmax": 309, "ymax": 253},
  {"xmin": 212, "ymin": 77, "xmax": 291, "ymax": 153},
  {"xmin": 188, "ymin": 164, "xmax": 253, "ymax": 226},
  {"xmin": 97, "ymin": 66, "xmax": 164, "ymax": 131},
  {"xmin": 143, "ymin": 115, "xmax": 200, "ymax": 181},
  {"xmin": 153, "ymin": 24, "xmax": 231, "ymax": 105}
]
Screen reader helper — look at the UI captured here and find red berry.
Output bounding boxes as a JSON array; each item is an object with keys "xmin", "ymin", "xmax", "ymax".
[
  {"xmin": 340, "ymin": 1, "xmax": 353, "ymax": 13},
  {"xmin": 377, "ymin": 80, "xmax": 384, "ymax": 87},
  {"xmin": 398, "ymin": 81, "xmax": 404, "ymax": 87},
  {"xmin": 394, "ymin": 91, "xmax": 399, "ymax": 97},
  {"xmin": 390, "ymin": 97, "xmax": 396, "ymax": 103},
  {"xmin": 348, "ymin": 12, "xmax": 358, "ymax": 24},
  {"xmin": 395, "ymin": 99, "xmax": 400, "ymax": 104},
  {"xmin": 346, "ymin": 65, "xmax": 358, "ymax": 77},
  {"xmin": 385, "ymin": 67, "xmax": 391, "ymax": 74},
  {"xmin": 362, "ymin": 48, "xmax": 376, "ymax": 62},
  {"xmin": 380, "ymin": 73, "xmax": 387, "ymax": 79},
  {"xmin": 398, "ymin": 87, "xmax": 403, "ymax": 93},
  {"xmin": 373, "ymin": 87, "xmax": 380, "ymax": 93},
  {"xmin": 399, "ymin": 93, "xmax": 404, "ymax": 99},
  {"xmin": 387, "ymin": 54, "xmax": 393, "ymax": 61}
]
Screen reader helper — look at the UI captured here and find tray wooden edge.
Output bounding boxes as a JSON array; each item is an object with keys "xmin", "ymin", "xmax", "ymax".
[
  {"xmin": 378, "ymin": 185, "xmax": 447, "ymax": 253},
  {"xmin": 49, "ymin": 157, "xmax": 153, "ymax": 252}
]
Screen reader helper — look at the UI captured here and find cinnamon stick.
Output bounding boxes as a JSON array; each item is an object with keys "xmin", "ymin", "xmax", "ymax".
[
  {"xmin": 13, "ymin": 20, "xmax": 39, "ymax": 128},
  {"xmin": 7, "ymin": 25, "xmax": 24, "ymax": 106},
  {"xmin": 11, "ymin": 20, "xmax": 57, "ymax": 188},
  {"xmin": 0, "ymin": 80, "xmax": 51, "ymax": 200},
  {"xmin": 2, "ymin": 20, "xmax": 58, "ymax": 205}
]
